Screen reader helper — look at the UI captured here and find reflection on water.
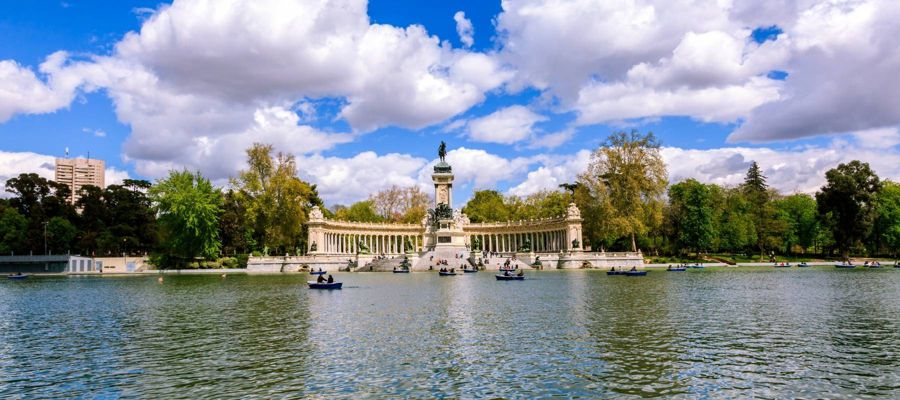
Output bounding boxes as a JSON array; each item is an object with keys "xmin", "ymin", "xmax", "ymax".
[{"xmin": 0, "ymin": 268, "xmax": 897, "ymax": 398}]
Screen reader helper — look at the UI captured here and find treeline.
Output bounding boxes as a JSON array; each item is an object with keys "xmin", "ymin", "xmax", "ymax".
[
  {"xmin": 0, "ymin": 143, "xmax": 325, "ymax": 268},
  {"xmin": 568, "ymin": 131, "xmax": 900, "ymax": 259}
]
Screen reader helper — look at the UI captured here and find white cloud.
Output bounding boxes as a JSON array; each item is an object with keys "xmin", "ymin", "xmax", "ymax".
[
  {"xmin": 466, "ymin": 105, "xmax": 547, "ymax": 144},
  {"xmin": 297, "ymin": 151, "xmax": 427, "ymax": 205},
  {"xmin": 454, "ymin": 11, "xmax": 474, "ymax": 47},
  {"xmin": 82, "ymin": 127, "xmax": 106, "ymax": 137},
  {"xmin": 508, "ymin": 149, "xmax": 590, "ymax": 196},
  {"xmin": 729, "ymin": 0, "xmax": 900, "ymax": 142},
  {"xmin": 662, "ymin": 135, "xmax": 900, "ymax": 194},
  {"xmin": 0, "ymin": 0, "xmax": 512, "ymax": 183},
  {"xmin": 418, "ymin": 147, "xmax": 534, "ymax": 191},
  {"xmin": 853, "ymin": 127, "xmax": 900, "ymax": 149},
  {"xmin": 105, "ymin": 167, "xmax": 131, "ymax": 186},
  {"xmin": 0, "ymin": 54, "xmax": 79, "ymax": 122}
]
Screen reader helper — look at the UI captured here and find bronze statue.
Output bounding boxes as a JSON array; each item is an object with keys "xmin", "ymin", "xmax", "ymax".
[{"xmin": 438, "ymin": 141, "xmax": 447, "ymax": 162}]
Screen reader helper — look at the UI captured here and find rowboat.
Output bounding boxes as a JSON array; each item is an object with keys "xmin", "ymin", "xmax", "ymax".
[
  {"xmin": 7, "ymin": 274, "xmax": 28, "ymax": 280},
  {"xmin": 438, "ymin": 271, "xmax": 457, "ymax": 276},
  {"xmin": 392, "ymin": 268, "xmax": 410, "ymax": 273},
  {"xmin": 834, "ymin": 263, "xmax": 855, "ymax": 269},
  {"xmin": 625, "ymin": 271, "xmax": 647, "ymax": 276},
  {"xmin": 666, "ymin": 268, "xmax": 687, "ymax": 272},
  {"xmin": 798, "ymin": 263, "xmax": 810, "ymax": 267},
  {"xmin": 462, "ymin": 269, "xmax": 478, "ymax": 273},
  {"xmin": 308, "ymin": 281, "xmax": 342, "ymax": 289},
  {"xmin": 606, "ymin": 270, "xmax": 626, "ymax": 275},
  {"xmin": 495, "ymin": 274, "xmax": 524, "ymax": 281},
  {"xmin": 309, "ymin": 270, "xmax": 326, "ymax": 275}
]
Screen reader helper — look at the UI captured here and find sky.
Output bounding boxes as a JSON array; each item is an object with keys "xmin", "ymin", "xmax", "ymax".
[{"xmin": 2, "ymin": 0, "xmax": 900, "ymax": 208}]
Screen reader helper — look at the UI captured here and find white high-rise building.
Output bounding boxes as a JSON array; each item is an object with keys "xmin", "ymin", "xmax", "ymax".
[{"xmin": 54, "ymin": 158, "xmax": 105, "ymax": 205}]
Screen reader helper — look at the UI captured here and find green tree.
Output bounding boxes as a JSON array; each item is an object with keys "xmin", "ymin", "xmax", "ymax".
[
  {"xmin": 717, "ymin": 188, "xmax": 756, "ymax": 254},
  {"xmin": 775, "ymin": 194, "xmax": 819, "ymax": 254},
  {"xmin": 231, "ymin": 143, "xmax": 323, "ymax": 253},
  {"xmin": 5, "ymin": 173, "xmax": 76, "ymax": 254},
  {"xmin": 872, "ymin": 180, "xmax": 900, "ymax": 257},
  {"xmin": 581, "ymin": 130, "xmax": 667, "ymax": 252},
  {"xmin": 0, "ymin": 206, "xmax": 28, "ymax": 255},
  {"xmin": 46, "ymin": 216, "xmax": 77, "ymax": 254},
  {"xmin": 150, "ymin": 170, "xmax": 223, "ymax": 262},
  {"xmin": 741, "ymin": 162, "xmax": 785, "ymax": 257},
  {"xmin": 816, "ymin": 160, "xmax": 882, "ymax": 257},
  {"xmin": 105, "ymin": 180, "xmax": 157, "ymax": 256},
  {"xmin": 219, "ymin": 189, "xmax": 255, "ymax": 255},
  {"xmin": 462, "ymin": 190, "xmax": 511, "ymax": 222},
  {"xmin": 668, "ymin": 179, "xmax": 716, "ymax": 256},
  {"xmin": 75, "ymin": 185, "xmax": 109, "ymax": 255},
  {"xmin": 334, "ymin": 200, "xmax": 383, "ymax": 222}
]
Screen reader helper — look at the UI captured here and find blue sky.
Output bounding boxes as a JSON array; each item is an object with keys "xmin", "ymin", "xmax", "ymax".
[{"xmin": 1, "ymin": 0, "xmax": 899, "ymax": 207}]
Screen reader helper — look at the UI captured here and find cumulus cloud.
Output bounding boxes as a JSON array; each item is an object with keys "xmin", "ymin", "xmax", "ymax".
[
  {"xmin": 507, "ymin": 150, "xmax": 591, "ymax": 196},
  {"xmin": 662, "ymin": 135, "xmax": 900, "ymax": 194},
  {"xmin": 297, "ymin": 151, "xmax": 427, "ymax": 205},
  {"xmin": 0, "ymin": 54, "xmax": 80, "ymax": 122},
  {"xmin": 466, "ymin": 105, "xmax": 547, "ymax": 144},
  {"xmin": 417, "ymin": 147, "xmax": 534, "ymax": 191},
  {"xmin": 454, "ymin": 11, "xmax": 474, "ymax": 47},
  {"xmin": 0, "ymin": 0, "xmax": 512, "ymax": 183},
  {"xmin": 729, "ymin": 0, "xmax": 900, "ymax": 142}
]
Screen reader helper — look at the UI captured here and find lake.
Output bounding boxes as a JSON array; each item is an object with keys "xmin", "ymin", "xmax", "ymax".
[{"xmin": 1, "ymin": 268, "xmax": 898, "ymax": 398}]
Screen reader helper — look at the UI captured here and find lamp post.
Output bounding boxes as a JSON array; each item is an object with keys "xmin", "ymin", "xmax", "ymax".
[
  {"xmin": 43, "ymin": 221, "xmax": 48, "ymax": 255},
  {"xmin": 123, "ymin": 238, "xmax": 127, "ymax": 267}
]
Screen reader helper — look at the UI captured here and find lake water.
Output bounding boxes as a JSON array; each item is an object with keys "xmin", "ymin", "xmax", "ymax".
[{"xmin": 1, "ymin": 268, "xmax": 898, "ymax": 398}]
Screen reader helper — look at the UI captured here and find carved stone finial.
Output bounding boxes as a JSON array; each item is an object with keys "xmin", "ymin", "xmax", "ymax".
[
  {"xmin": 309, "ymin": 205, "xmax": 324, "ymax": 221},
  {"xmin": 566, "ymin": 202, "xmax": 581, "ymax": 219}
]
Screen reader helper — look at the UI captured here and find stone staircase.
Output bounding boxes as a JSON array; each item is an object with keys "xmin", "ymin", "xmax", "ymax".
[
  {"xmin": 415, "ymin": 248, "xmax": 474, "ymax": 271},
  {"xmin": 355, "ymin": 256, "xmax": 407, "ymax": 272}
]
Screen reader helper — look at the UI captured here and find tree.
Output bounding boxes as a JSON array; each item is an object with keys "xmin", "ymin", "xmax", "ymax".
[
  {"xmin": 0, "ymin": 206, "xmax": 28, "ymax": 255},
  {"xmin": 716, "ymin": 188, "xmax": 756, "ymax": 254},
  {"xmin": 46, "ymin": 216, "xmax": 77, "ymax": 254},
  {"xmin": 370, "ymin": 185, "xmax": 431, "ymax": 223},
  {"xmin": 5, "ymin": 173, "xmax": 76, "ymax": 254},
  {"xmin": 150, "ymin": 170, "xmax": 223, "ymax": 262},
  {"xmin": 105, "ymin": 180, "xmax": 157, "ymax": 256},
  {"xmin": 872, "ymin": 180, "xmax": 900, "ymax": 257},
  {"xmin": 816, "ymin": 160, "xmax": 882, "ymax": 257},
  {"xmin": 775, "ymin": 194, "xmax": 819, "ymax": 254},
  {"xmin": 462, "ymin": 190, "xmax": 510, "ymax": 222},
  {"xmin": 668, "ymin": 179, "xmax": 716, "ymax": 256},
  {"xmin": 581, "ymin": 130, "xmax": 667, "ymax": 252},
  {"xmin": 231, "ymin": 143, "xmax": 323, "ymax": 253},
  {"xmin": 741, "ymin": 162, "xmax": 785, "ymax": 258},
  {"xmin": 334, "ymin": 200, "xmax": 383, "ymax": 222},
  {"xmin": 219, "ymin": 190, "xmax": 255, "ymax": 255}
]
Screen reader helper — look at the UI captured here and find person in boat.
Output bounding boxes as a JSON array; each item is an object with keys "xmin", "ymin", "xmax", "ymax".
[
  {"xmin": 450, "ymin": 268, "xmax": 455, "ymax": 273},
  {"xmin": 630, "ymin": 266, "xmax": 637, "ymax": 271},
  {"xmin": 667, "ymin": 265, "xmax": 672, "ymax": 271},
  {"xmin": 327, "ymin": 274, "xmax": 334, "ymax": 283},
  {"xmin": 517, "ymin": 269, "xmax": 524, "ymax": 277},
  {"xmin": 316, "ymin": 274, "xmax": 327, "ymax": 283},
  {"xmin": 504, "ymin": 270, "xmax": 511, "ymax": 276}
]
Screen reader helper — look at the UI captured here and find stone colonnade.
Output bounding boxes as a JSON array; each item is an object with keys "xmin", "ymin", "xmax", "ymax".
[
  {"xmin": 467, "ymin": 229, "xmax": 569, "ymax": 253},
  {"xmin": 319, "ymin": 232, "xmax": 423, "ymax": 255}
]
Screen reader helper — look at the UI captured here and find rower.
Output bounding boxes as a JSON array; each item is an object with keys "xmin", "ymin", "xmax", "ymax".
[
  {"xmin": 327, "ymin": 274, "xmax": 334, "ymax": 283},
  {"xmin": 317, "ymin": 274, "xmax": 327, "ymax": 283}
]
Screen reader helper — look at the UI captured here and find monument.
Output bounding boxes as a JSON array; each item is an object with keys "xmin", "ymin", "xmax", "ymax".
[{"xmin": 248, "ymin": 142, "xmax": 643, "ymax": 272}]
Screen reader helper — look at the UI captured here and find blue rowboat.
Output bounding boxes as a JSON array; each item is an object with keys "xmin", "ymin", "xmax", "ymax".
[
  {"xmin": 438, "ymin": 271, "xmax": 457, "ymax": 276},
  {"xmin": 495, "ymin": 274, "xmax": 524, "ymax": 281},
  {"xmin": 834, "ymin": 263, "xmax": 855, "ymax": 269},
  {"xmin": 309, "ymin": 270, "xmax": 326, "ymax": 275},
  {"xmin": 392, "ymin": 269, "xmax": 410, "ymax": 273},
  {"xmin": 7, "ymin": 274, "xmax": 28, "ymax": 280},
  {"xmin": 462, "ymin": 269, "xmax": 478, "ymax": 273},
  {"xmin": 308, "ymin": 281, "xmax": 342, "ymax": 289},
  {"xmin": 606, "ymin": 270, "xmax": 626, "ymax": 275},
  {"xmin": 667, "ymin": 268, "xmax": 687, "ymax": 272},
  {"xmin": 625, "ymin": 271, "xmax": 647, "ymax": 276},
  {"xmin": 774, "ymin": 265, "xmax": 791, "ymax": 268},
  {"xmin": 798, "ymin": 263, "xmax": 810, "ymax": 267},
  {"xmin": 689, "ymin": 265, "xmax": 705, "ymax": 269}
]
